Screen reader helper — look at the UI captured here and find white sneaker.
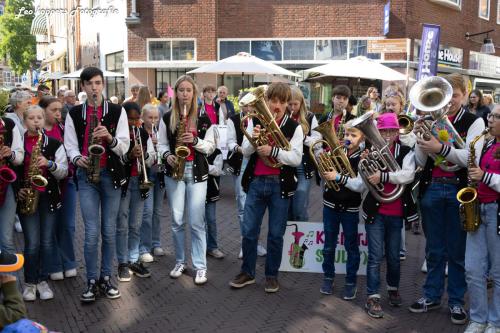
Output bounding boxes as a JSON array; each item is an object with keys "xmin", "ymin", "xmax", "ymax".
[
  {"xmin": 194, "ymin": 269, "xmax": 207, "ymax": 285},
  {"xmin": 485, "ymin": 323, "xmax": 500, "ymax": 333},
  {"xmin": 207, "ymin": 248, "xmax": 225, "ymax": 259},
  {"xmin": 465, "ymin": 322, "xmax": 487, "ymax": 333},
  {"xmin": 140, "ymin": 253, "xmax": 154, "ymax": 263},
  {"xmin": 169, "ymin": 263, "xmax": 186, "ymax": 278},
  {"xmin": 153, "ymin": 247, "xmax": 166, "ymax": 256},
  {"xmin": 64, "ymin": 268, "xmax": 77, "ymax": 278},
  {"xmin": 14, "ymin": 221, "xmax": 22, "ymax": 233},
  {"xmin": 421, "ymin": 260, "xmax": 427, "ymax": 273},
  {"xmin": 238, "ymin": 248, "xmax": 243, "ymax": 259},
  {"xmin": 22, "ymin": 283, "xmax": 36, "ymax": 301},
  {"xmin": 36, "ymin": 281, "xmax": 54, "ymax": 300},
  {"xmin": 50, "ymin": 272, "xmax": 64, "ymax": 281},
  {"xmin": 257, "ymin": 244, "xmax": 267, "ymax": 257}
]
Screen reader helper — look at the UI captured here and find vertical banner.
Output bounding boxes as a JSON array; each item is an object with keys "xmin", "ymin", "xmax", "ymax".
[
  {"xmin": 417, "ymin": 24, "xmax": 441, "ymax": 80},
  {"xmin": 279, "ymin": 221, "xmax": 368, "ymax": 275}
]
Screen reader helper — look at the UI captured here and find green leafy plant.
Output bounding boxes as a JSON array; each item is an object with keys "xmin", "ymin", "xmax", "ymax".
[
  {"xmin": 0, "ymin": 91, "xmax": 9, "ymax": 115},
  {"xmin": 227, "ymin": 87, "xmax": 257, "ymax": 113}
]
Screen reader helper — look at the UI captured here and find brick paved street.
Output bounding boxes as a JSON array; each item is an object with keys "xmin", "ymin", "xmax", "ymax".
[{"xmin": 20, "ymin": 175, "xmax": 467, "ymax": 333}]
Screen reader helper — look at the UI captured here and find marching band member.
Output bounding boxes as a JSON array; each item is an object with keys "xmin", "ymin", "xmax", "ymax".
[
  {"xmin": 18, "ymin": 105, "xmax": 68, "ymax": 301},
  {"xmin": 158, "ymin": 75, "xmax": 216, "ymax": 285},
  {"xmin": 463, "ymin": 105, "xmax": 500, "ymax": 333},
  {"xmin": 226, "ymin": 92, "xmax": 267, "ymax": 259},
  {"xmin": 318, "ymin": 85, "xmax": 355, "ymax": 140},
  {"xmin": 40, "ymin": 96, "xmax": 78, "ymax": 280},
  {"xmin": 116, "ymin": 102, "xmax": 155, "ymax": 282},
  {"xmin": 139, "ymin": 104, "xmax": 167, "ymax": 262},
  {"xmin": 318, "ymin": 120, "xmax": 364, "ymax": 299},
  {"xmin": 64, "ymin": 67, "xmax": 130, "ymax": 303},
  {"xmin": 229, "ymin": 83, "xmax": 303, "ymax": 293},
  {"xmin": 409, "ymin": 73, "xmax": 485, "ymax": 325},
  {"xmin": 288, "ymin": 86, "xmax": 319, "ymax": 222}
]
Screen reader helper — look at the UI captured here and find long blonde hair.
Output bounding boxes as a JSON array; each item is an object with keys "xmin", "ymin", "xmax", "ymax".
[
  {"xmin": 169, "ymin": 75, "xmax": 199, "ymax": 133},
  {"xmin": 290, "ymin": 86, "xmax": 310, "ymax": 134},
  {"xmin": 137, "ymin": 85, "xmax": 151, "ymax": 110}
]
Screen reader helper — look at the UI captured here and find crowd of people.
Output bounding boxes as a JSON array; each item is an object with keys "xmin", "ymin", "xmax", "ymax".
[{"xmin": 0, "ymin": 66, "xmax": 498, "ymax": 333}]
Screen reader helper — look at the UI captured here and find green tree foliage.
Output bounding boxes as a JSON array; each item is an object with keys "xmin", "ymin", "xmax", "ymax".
[{"xmin": 0, "ymin": 0, "xmax": 36, "ymax": 74}]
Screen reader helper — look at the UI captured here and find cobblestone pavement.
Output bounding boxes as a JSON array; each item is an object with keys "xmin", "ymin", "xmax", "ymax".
[{"xmin": 19, "ymin": 175, "xmax": 469, "ymax": 333}]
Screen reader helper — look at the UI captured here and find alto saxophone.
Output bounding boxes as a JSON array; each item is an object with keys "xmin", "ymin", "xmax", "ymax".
[
  {"xmin": 19, "ymin": 129, "xmax": 48, "ymax": 216},
  {"xmin": 456, "ymin": 128, "xmax": 489, "ymax": 232},
  {"xmin": 172, "ymin": 105, "xmax": 190, "ymax": 181},
  {"xmin": 0, "ymin": 119, "xmax": 17, "ymax": 206},
  {"xmin": 86, "ymin": 94, "xmax": 105, "ymax": 184}
]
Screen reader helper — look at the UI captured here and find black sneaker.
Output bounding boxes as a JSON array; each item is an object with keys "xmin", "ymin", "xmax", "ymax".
[
  {"xmin": 80, "ymin": 279, "xmax": 98, "ymax": 303},
  {"xmin": 117, "ymin": 263, "xmax": 131, "ymax": 282},
  {"xmin": 388, "ymin": 290, "xmax": 402, "ymax": 306},
  {"xmin": 129, "ymin": 262, "xmax": 151, "ymax": 278},
  {"xmin": 229, "ymin": 272, "xmax": 255, "ymax": 289},
  {"xmin": 98, "ymin": 276, "xmax": 121, "ymax": 299},
  {"xmin": 408, "ymin": 297, "xmax": 441, "ymax": 313},
  {"xmin": 450, "ymin": 305, "xmax": 467, "ymax": 325}
]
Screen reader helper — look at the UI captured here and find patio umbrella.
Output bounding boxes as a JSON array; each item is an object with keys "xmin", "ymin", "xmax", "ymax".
[
  {"xmin": 62, "ymin": 69, "xmax": 124, "ymax": 80},
  {"xmin": 305, "ymin": 56, "xmax": 410, "ymax": 81}
]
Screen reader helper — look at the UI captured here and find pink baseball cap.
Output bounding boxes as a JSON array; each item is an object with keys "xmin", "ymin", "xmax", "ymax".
[{"xmin": 376, "ymin": 112, "xmax": 399, "ymax": 130}]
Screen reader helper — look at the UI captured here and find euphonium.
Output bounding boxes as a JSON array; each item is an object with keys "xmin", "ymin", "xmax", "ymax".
[
  {"xmin": 86, "ymin": 94, "xmax": 105, "ymax": 183},
  {"xmin": 172, "ymin": 105, "xmax": 190, "ymax": 181},
  {"xmin": 0, "ymin": 119, "xmax": 17, "ymax": 206},
  {"xmin": 456, "ymin": 128, "xmax": 489, "ymax": 232},
  {"xmin": 19, "ymin": 129, "xmax": 48, "ymax": 216},
  {"xmin": 309, "ymin": 119, "xmax": 355, "ymax": 191},
  {"xmin": 239, "ymin": 86, "xmax": 291, "ymax": 168},
  {"xmin": 132, "ymin": 125, "xmax": 154, "ymax": 190},
  {"xmin": 353, "ymin": 111, "xmax": 405, "ymax": 203},
  {"xmin": 410, "ymin": 76, "xmax": 465, "ymax": 172}
]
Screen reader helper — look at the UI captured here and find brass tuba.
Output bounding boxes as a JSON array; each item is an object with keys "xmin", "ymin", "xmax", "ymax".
[
  {"xmin": 309, "ymin": 119, "xmax": 355, "ymax": 191},
  {"xmin": 410, "ymin": 76, "xmax": 464, "ymax": 172},
  {"xmin": 353, "ymin": 111, "xmax": 405, "ymax": 203},
  {"xmin": 19, "ymin": 129, "xmax": 48, "ymax": 216},
  {"xmin": 456, "ymin": 128, "xmax": 489, "ymax": 232},
  {"xmin": 86, "ymin": 94, "xmax": 105, "ymax": 184},
  {"xmin": 172, "ymin": 105, "xmax": 191, "ymax": 181},
  {"xmin": 0, "ymin": 119, "xmax": 17, "ymax": 206},
  {"xmin": 239, "ymin": 86, "xmax": 291, "ymax": 168}
]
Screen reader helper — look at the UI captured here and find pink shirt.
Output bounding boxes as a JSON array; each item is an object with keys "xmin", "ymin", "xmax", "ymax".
[
  {"xmin": 378, "ymin": 145, "xmax": 403, "ymax": 217},
  {"xmin": 253, "ymin": 115, "xmax": 284, "ymax": 176},
  {"xmin": 204, "ymin": 103, "xmax": 217, "ymax": 125},
  {"xmin": 478, "ymin": 142, "xmax": 500, "ymax": 203},
  {"xmin": 44, "ymin": 125, "xmax": 63, "ymax": 142},
  {"xmin": 83, "ymin": 105, "xmax": 108, "ymax": 168}
]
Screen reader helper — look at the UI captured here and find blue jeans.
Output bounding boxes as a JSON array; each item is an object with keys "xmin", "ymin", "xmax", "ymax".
[
  {"xmin": 140, "ymin": 170, "xmax": 167, "ymax": 254},
  {"xmin": 19, "ymin": 194, "xmax": 58, "ymax": 284},
  {"xmin": 232, "ymin": 158, "xmax": 248, "ymax": 233},
  {"xmin": 465, "ymin": 203, "xmax": 500, "ymax": 327},
  {"xmin": 421, "ymin": 182, "xmax": 466, "ymax": 306},
  {"xmin": 241, "ymin": 176, "xmax": 290, "ymax": 278},
  {"xmin": 322, "ymin": 207, "xmax": 360, "ymax": 285},
  {"xmin": 205, "ymin": 201, "xmax": 218, "ymax": 251},
  {"xmin": 0, "ymin": 185, "xmax": 16, "ymax": 254},
  {"xmin": 55, "ymin": 178, "xmax": 77, "ymax": 271},
  {"xmin": 116, "ymin": 176, "xmax": 145, "ymax": 264},
  {"xmin": 165, "ymin": 162, "xmax": 207, "ymax": 270},
  {"xmin": 77, "ymin": 169, "xmax": 122, "ymax": 281},
  {"xmin": 288, "ymin": 165, "xmax": 311, "ymax": 221},
  {"xmin": 366, "ymin": 214, "xmax": 403, "ymax": 296}
]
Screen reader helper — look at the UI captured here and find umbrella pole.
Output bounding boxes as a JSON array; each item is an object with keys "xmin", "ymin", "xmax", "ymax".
[{"xmin": 241, "ymin": 72, "xmax": 244, "ymax": 90}]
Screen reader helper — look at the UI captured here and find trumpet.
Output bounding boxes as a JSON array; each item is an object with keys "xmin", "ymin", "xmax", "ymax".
[
  {"xmin": 239, "ymin": 86, "xmax": 291, "ymax": 168},
  {"xmin": 132, "ymin": 125, "xmax": 154, "ymax": 190},
  {"xmin": 309, "ymin": 119, "xmax": 355, "ymax": 191}
]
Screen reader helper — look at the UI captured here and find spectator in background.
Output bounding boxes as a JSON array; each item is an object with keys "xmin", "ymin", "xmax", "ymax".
[
  {"xmin": 215, "ymin": 85, "xmax": 235, "ymax": 124},
  {"xmin": 77, "ymin": 92, "xmax": 87, "ymax": 105},
  {"xmin": 6, "ymin": 90, "xmax": 31, "ymax": 135},
  {"xmin": 110, "ymin": 96, "xmax": 119, "ymax": 104},
  {"xmin": 346, "ymin": 95, "xmax": 357, "ymax": 115},
  {"xmin": 137, "ymin": 86, "xmax": 151, "ymax": 110},
  {"xmin": 356, "ymin": 95, "xmax": 371, "ymax": 116},
  {"xmin": 467, "ymin": 89, "xmax": 490, "ymax": 125},
  {"xmin": 57, "ymin": 89, "xmax": 66, "ymax": 104},
  {"xmin": 61, "ymin": 90, "xmax": 77, "ymax": 121},
  {"xmin": 124, "ymin": 84, "xmax": 140, "ymax": 103},
  {"xmin": 157, "ymin": 91, "xmax": 171, "ymax": 118},
  {"xmin": 367, "ymin": 86, "xmax": 382, "ymax": 113},
  {"xmin": 483, "ymin": 93, "xmax": 495, "ymax": 111},
  {"xmin": 31, "ymin": 84, "xmax": 50, "ymax": 105}
]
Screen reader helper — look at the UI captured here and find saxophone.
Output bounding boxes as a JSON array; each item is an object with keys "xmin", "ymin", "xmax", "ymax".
[
  {"xmin": 172, "ymin": 105, "xmax": 190, "ymax": 181},
  {"xmin": 456, "ymin": 128, "xmax": 489, "ymax": 232},
  {"xmin": 0, "ymin": 119, "xmax": 17, "ymax": 206},
  {"xmin": 336, "ymin": 109, "xmax": 347, "ymax": 141},
  {"xmin": 19, "ymin": 129, "xmax": 48, "ymax": 216},
  {"xmin": 86, "ymin": 94, "xmax": 105, "ymax": 184}
]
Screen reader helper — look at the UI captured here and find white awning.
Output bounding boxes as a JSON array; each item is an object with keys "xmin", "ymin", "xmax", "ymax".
[
  {"xmin": 30, "ymin": 14, "xmax": 47, "ymax": 36},
  {"xmin": 41, "ymin": 51, "xmax": 66, "ymax": 66}
]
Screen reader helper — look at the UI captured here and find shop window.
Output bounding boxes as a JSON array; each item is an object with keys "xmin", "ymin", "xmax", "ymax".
[
  {"xmin": 316, "ymin": 40, "xmax": 348, "ymax": 60},
  {"xmin": 251, "ymin": 40, "xmax": 282, "ymax": 61},
  {"xmin": 172, "ymin": 41, "xmax": 195, "ymax": 61},
  {"xmin": 219, "ymin": 41, "xmax": 250, "ymax": 60},
  {"xmin": 479, "ymin": 0, "xmax": 490, "ymax": 20},
  {"xmin": 349, "ymin": 40, "xmax": 381, "ymax": 60},
  {"xmin": 283, "ymin": 40, "xmax": 314, "ymax": 60}
]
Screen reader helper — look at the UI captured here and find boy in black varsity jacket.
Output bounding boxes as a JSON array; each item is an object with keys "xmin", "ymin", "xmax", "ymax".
[
  {"xmin": 346, "ymin": 112, "xmax": 416, "ymax": 319},
  {"xmin": 316, "ymin": 120, "xmax": 364, "ymax": 300},
  {"xmin": 64, "ymin": 67, "xmax": 130, "ymax": 303},
  {"xmin": 116, "ymin": 102, "xmax": 155, "ymax": 282},
  {"xmin": 18, "ymin": 105, "xmax": 68, "ymax": 302},
  {"xmin": 205, "ymin": 142, "xmax": 224, "ymax": 259},
  {"xmin": 229, "ymin": 83, "xmax": 303, "ymax": 293},
  {"xmin": 318, "ymin": 85, "xmax": 356, "ymax": 141}
]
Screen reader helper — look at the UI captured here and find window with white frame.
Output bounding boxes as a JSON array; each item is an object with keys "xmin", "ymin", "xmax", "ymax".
[
  {"xmin": 219, "ymin": 41, "xmax": 250, "ymax": 59},
  {"xmin": 479, "ymin": 0, "xmax": 490, "ymax": 19},
  {"xmin": 283, "ymin": 40, "xmax": 314, "ymax": 60},
  {"xmin": 147, "ymin": 39, "xmax": 195, "ymax": 61}
]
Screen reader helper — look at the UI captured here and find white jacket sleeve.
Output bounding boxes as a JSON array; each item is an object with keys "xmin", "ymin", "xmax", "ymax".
[
  {"xmin": 158, "ymin": 117, "xmax": 171, "ymax": 159},
  {"xmin": 414, "ymin": 142, "xmax": 429, "ymax": 168},
  {"xmin": 48, "ymin": 145, "xmax": 69, "ymax": 180},
  {"xmin": 481, "ymin": 172, "xmax": 500, "ymax": 193},
  {"xmin": 109, "ymin": 108, "xmax": 130, "ymax": 157},
  {"xmin": 274, "ymin": 125, "xmax": 303, "ymax": 167},
  {"xmin": 64, "ymin": 113, "xmax": 82, "ymax": 164},
  {"xmin": 194, "ymin": 125, "xmax": 216, "ymax": 155},
  {"xmin": 385, "ymin": 150, "xmax": 416, "ymax": 185},
  {"xmin": 345, "ymin": 172, "xmax": 367, "ymax": 193},
  {"xmin": 439, "ymin": 118, "xmax": 485, "ymax": 167},
  {"xmin": 227, "ymin": 118, "xmax": 239, "ymax": 152},
  {"xmin": 145, "ymin": 136, "xmax": 155, "ymax": 168},
  {"xmin": 8, "ymin": 125, "xmax": 23, "ymax": 166},
  {"xmin": 304, "ymin": 116, "xmax": 320, "ymax": 148},
  {"xmin": 208, "ymin": 154, "xmax": 224, "ymax": 176}
]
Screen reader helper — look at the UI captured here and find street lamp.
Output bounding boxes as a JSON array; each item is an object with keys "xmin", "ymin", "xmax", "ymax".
[{"xmin": 465, "ymin": 29, "xmax": 496, "ymax": 54}]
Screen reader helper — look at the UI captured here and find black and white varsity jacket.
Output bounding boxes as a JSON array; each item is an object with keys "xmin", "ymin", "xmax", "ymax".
[
  {"xmin": 477, "ymin": 138, "xmax": 500, "ymax": 235},
  {"xmin": 226, "ymin": 112, "xmax": 246, "ymax": 176},
  {"xmin": 206, "ymin": 148, "xmax": 223, "ymax": 203},
  {"xmin": 300, "ymin": 112, "xmax": 320, "ymax": 179}
]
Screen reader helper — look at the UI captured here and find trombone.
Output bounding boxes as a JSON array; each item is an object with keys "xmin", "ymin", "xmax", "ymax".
[{"xmin": 132, "ymin": 125, "xmax": 154, "ymax": 190}]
